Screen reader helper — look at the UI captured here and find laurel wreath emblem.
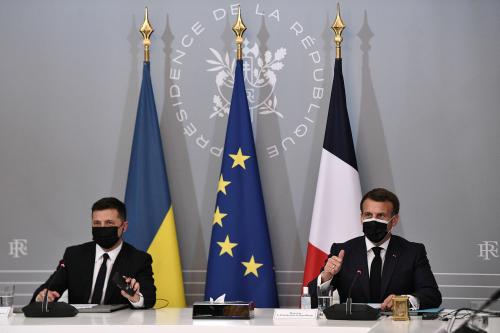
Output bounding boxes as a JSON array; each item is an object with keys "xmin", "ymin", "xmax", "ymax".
[{"xmin": 206, "ymin": 40, "xmax": 287, "ymax": 119}]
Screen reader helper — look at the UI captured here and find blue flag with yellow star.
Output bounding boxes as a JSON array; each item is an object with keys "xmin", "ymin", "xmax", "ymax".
[{"xmin": 204, "ymin": 59, "xmax": 279, "ymax": 307}]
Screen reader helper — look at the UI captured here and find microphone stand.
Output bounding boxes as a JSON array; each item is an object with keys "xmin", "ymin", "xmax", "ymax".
[
  {"xmin": 345, "ymin": 269, "xmax": 362, "ymax": 315},
  {"xmin": 22, "ymin": 260, "xmax": 78, "ymax": 317},
  {"xmin": 42, "ymin": 279, "xmax": 51, "ymax": 313},
  {"xmin": 323, "ymin": 269, "xmax": 380, "ymax": 320},
  {"xmin": 453, "ymin": 289, "xmax": 500, "ymax": 333}
]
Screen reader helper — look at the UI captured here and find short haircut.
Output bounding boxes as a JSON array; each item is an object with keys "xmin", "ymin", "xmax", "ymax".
[
  {"xmin": 91, "ymin": 197, "xmax": 127, "ymax": 221},
  {"xmin": 360, "ymin": 188, "xmax": 400, "ymax": 216}
]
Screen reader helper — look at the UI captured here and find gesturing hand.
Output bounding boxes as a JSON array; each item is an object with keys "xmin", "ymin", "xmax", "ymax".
[{"xmin": 320, "ymin": 249, "xmax": 345, "ymax": 283}]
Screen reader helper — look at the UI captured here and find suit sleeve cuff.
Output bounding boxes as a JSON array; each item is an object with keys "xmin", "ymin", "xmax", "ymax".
[
  {"xmin": 317, "ymin": 275, "xmax": 332, "ymax": 295},
  {"xmin": 129, "ymin": 293, "xmax": 145, "ymax": 308},
  {"xmin": 406, "ymin": 295, "xmax": 419, "ymax": 310}
]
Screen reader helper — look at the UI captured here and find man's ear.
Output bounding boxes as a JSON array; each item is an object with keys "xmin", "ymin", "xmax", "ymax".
[
  {"xmin": 122, "ymin": 220, "xmax": 129, "ymax": 233},
  {"xmin": 389, "ymin": 214, "xmax": 400, "ymax": 231}
]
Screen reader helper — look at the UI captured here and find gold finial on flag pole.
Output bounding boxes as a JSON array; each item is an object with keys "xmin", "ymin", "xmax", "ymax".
[
  {"xmin": 140, "ymin": 7, "xmax": 154, "ymax": 62},
  {"xmin": 331, "ymin": 3, "xmax": 346, "ymax": 59},
  {"xmin": 232, "ymin": 6, "xmax": 247, "ymax": 60}
]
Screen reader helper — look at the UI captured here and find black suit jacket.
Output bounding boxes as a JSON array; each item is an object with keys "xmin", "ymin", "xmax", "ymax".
[
  {"xmin": 307, "ymin": 235, "xmax": 441, "ymax": 309},
  {"xmin": 31, "ymin": 241, "xmax": 156, "ymax": 308}
]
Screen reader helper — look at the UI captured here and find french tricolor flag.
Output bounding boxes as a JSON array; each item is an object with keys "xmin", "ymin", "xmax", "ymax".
[{"xmin": 303, "ymin": 58, "xmax": 362, "ymax": 286}]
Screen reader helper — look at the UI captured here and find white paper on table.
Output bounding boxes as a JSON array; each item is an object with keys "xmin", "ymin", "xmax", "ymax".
[
  {"xmin": 71, "ymin": 304, "xmax": 97, "ymax": 309},
  {"xmin": 365, "ymin": 303, "xmax": 381, "ymax": 309},
  {"xmin": 0, "ymin": 306, "xmax": 12, "ymax": 317},
  {"xmin": 273, "ymin": 308, "xmax": 318, "ymax": 320}
]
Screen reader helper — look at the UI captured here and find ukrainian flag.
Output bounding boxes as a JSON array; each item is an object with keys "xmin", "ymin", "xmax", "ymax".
[{"xmin": 124, "ymin": 59, "xmax": 186, "ymax": 307}]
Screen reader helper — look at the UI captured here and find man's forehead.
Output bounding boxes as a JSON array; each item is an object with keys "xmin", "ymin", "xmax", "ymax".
[
  {"xmin": 92, "ymin": 208, "xmax": 121, "ymax": 220},
  {"xmin": 362, "ymin": 199, "xmax": 394, "ymax": 212}
]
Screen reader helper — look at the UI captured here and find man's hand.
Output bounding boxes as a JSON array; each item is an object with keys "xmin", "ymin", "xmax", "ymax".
[
  {"xmin": 120, "ymin": 276, "xmax": 141, "ymax": 303},
  {"xmin": 320, "ymin": 249, "xmax": 345, "ymax": 283},
  {"xmin": 381, "ymin": 294, "xmax": 396, "ymax": 311},
  {"xmin": 35, "ymin": 288, "xmax": 60, "ymax": 302}
]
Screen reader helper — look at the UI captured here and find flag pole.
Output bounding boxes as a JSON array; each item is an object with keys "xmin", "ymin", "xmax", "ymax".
[
  {"xmin": 332, "ymin": 3, "xmax": 345, "ymax": 59},
  {"xmin": 232, "ymin": 6, "xmax": 247, "ymax": 60},
  {"xmin": 140, "ymin": 7, "xmax": 154, "ymax": 63}
]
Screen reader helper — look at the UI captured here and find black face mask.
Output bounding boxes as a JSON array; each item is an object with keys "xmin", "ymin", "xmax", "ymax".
[
  {"xmin": 362, "ymin": 219, "xmax": 389, "ymax": 244},
  {"xmin": 92, "ymin": 226, "xmax": 120, "ymax": 249}
]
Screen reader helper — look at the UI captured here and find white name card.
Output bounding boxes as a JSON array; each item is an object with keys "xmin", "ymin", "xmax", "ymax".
[
  {"xmin": 0, "ymin": 306, "xmax": 12, "ymax": 317},
  {"xmin": 273, "ymin": 308, "xmax": 318, "ymax": 320}
]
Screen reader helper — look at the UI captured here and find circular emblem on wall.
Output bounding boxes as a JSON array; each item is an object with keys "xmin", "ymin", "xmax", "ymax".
[{"xmin": 169, "ymin": 4, "xmax": 326, "ymax": 159}]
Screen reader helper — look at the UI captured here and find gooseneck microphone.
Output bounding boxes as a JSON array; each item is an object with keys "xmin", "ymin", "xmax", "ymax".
[
  {"xmin": 346, "ymin": 269, "xmax": 363, "ymax": 315},
  {"xmin": 349, "ymin": 269, "xmax": 363, "ymax": 297},
  {"xmin": 473, "ymin": 288, "xmax": 500, "ymax": 314},
  {"xmin": 22, "ymin": 259, "xmax": 78, "ymax": 317},
  {"xmin": 41, "ymin": 260, "xmax": 65, "ymax": 312},
  {"xmin": 323, "ymin": 268, "xmax": 380, "ymax": 320},
  {"xmin": 453, "ymin": 288, "xmax": 500, "ymax": 333}
]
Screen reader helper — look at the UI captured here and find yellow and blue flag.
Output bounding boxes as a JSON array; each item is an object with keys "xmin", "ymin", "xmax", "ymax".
[
  {"xmin": 124, "ymin": 61, "xmax": 186, "ymax": 307},
  {"xmin": 204, "ymin": 59, "xmax": 279, "ymax": 307}
]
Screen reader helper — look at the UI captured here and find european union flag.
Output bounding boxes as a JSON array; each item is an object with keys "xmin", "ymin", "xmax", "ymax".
[{"xmin": 204, "ymin": 59, "xmax": 279, "ymax": 307}]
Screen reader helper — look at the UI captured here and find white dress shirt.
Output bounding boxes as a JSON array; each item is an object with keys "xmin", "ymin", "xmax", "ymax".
[
  {"xmin": 365, "ymin": 236, "xmax": 390, "ymax": 276},
  {"xmin": 317, "ymin": 236, "xmax": 419, "ymax": 309},
  {"xmin": 89, "ymin": 242, "xmax": 144, "ymax": 307}
]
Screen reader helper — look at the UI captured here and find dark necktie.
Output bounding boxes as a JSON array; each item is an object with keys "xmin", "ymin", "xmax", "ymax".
[
  {"xmin": 91, "ymin": 253, "xmax": 109, "ymax": 304},
  {"xmin": 369, "ymin": 247, "xmax": 382, "ymax": 303}
]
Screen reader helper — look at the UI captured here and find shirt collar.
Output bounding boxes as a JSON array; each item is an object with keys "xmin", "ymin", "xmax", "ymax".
[
  {"xmin": 365, "ymin": 235, "xmax": 391, "ymax": 253},
  {"xmin": 95, "ymin": 241, "xmax": 123, "ymax": 263}
]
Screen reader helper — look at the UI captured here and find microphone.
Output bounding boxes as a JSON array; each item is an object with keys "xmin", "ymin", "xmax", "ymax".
[
  {"xmin": 41, "ymin": 260, "xmax": 65, "ymax": 312},
  {"xmin": 323, "ymin": 268, "xmax": 380, "ymax": 320},
  {"xmin": 348, "ymin": 270, "xmax": 363, "ymax": 300},
  {"xmin": 22, "ymin": 259, "xmax": 78, "ymax": 317},
  {"xmin": 474, "ymin": 289, "xmax": 500, "ymax": 313},
  {"xmin": 453, "ymin": 289, "xmax": 500, "ymax": 333},
  {"xmin": 346, "ymin": 269, "xmax": 363, "ymax": 315}
]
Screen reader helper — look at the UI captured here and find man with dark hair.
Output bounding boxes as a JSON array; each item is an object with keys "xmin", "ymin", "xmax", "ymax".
[
  {"xmin": 31, "ymin": 197, "xmax": 156, "ymax": 308},
  {"xmin": 307, "ymin": 188, "xmax": 441, "ymax": 310},
  {"xmin": 360, "ymin": 188, "xmax": 400, "ymax": 216},
  {"xmin": 91, "ymin": 197, "xmax": 127, "ymax": 221}
]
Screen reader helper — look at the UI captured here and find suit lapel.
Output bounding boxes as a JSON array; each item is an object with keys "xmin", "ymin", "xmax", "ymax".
[
  {"xmin": 360, "ymin": 242, "xmax": 370, "ymax": 300},
  {"xmin": 81, "ymin": 243, "xmax": 96, "ymax": 302},
  {"xmin": 352, "ymin": 237, "xmax": 370, "ymax": 300},
  {"xmin": 381, "ymin": 236, "xmax": 400, "ymax": 298}
]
